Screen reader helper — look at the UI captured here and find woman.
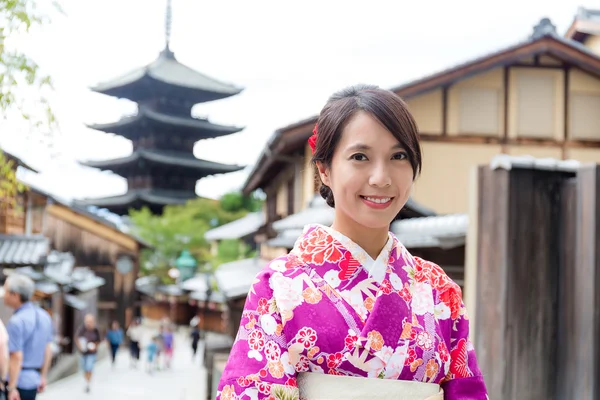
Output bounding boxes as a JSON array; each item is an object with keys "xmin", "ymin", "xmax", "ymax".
[
  {"xmin": 106, "ymin": 320, "xmax": 124, "ymax": 366},
  {"xmin": 126, "ymin": 318, "xmax": 143, "ymax": 368},
  {"xmin": 162, "ymin": 325, "xmax": 174, "ymax": 369},
  {"xmin": 216, "ymin": 85, "xmax": 488, "ymax": 399}
]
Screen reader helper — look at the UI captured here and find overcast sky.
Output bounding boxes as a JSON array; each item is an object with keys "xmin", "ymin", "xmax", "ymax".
[{"xmin": 0, "ymin": 0, "xmax": 596, "ymax": 202}]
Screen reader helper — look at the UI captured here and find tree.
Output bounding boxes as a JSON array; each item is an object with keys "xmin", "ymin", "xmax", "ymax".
[
  {"xmin": 1, "ymin": 0, "xmax": 58, "ymax": 126},
  {"xmin": 220, "ymin": 191, "xmax": 263, "ymax": 213},
  {"xmin": 129, "ymin": 196, "xmax": 254, "ymax": 283},
  {"xmin": 1, "ymin": 0, "xmax": 60, "ymax": 213}
]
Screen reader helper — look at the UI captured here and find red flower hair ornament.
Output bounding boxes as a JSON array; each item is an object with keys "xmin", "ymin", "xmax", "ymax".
[{"xmin": 308, "ymin": 124, "xmax": 318, "ymax": 154}]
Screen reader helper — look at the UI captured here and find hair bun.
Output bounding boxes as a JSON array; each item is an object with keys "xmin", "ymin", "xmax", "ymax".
[{"xmin": 319, "ymin": 184, "xmax": 335, "ymax": 208}]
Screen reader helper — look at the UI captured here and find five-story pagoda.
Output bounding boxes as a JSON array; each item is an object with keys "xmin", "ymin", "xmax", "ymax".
[{"xmin": 79, "ymin": 0, "xmax": 243, "ymax": 215}]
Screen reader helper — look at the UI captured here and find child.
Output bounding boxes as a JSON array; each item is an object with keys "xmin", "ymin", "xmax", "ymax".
[{"xmin": 146, "ymin": 336, "xmax": 159, "ymax": 374}]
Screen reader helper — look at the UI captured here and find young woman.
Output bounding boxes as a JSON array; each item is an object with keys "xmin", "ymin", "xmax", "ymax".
[
  {"xmin": 126, "ymin": 318, "xmax": 143, "ymax": 368},
  {"xmin": 216, "ymin": 85, "xmax": 488, "ymax": 399}
]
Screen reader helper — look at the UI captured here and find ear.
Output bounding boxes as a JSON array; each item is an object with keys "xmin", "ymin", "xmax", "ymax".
[{"xmin": 316, "ymin": 161, "xmax": 331, "ymax": 186}]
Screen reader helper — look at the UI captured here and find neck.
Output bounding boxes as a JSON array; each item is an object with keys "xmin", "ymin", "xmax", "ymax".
[{"xmin": 330, "ymin": 215, "xmax": 389, "ymax": 260}]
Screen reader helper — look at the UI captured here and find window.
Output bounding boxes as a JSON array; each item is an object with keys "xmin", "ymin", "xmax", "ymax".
[
  {"xmin": 516, "ymin": 75, "xmax": 555, "ymax": 138},
  {"xmin": 458, "ymin": 87, "xmax": 500, "ymax": 135},
  {"xmin": 569, "ymin": 94, "xmax": 600, "ymax": 140}
]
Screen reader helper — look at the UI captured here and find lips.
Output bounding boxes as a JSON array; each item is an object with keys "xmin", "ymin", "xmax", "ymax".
[{"xmin": 361, "ymin": 196, "xmax": 392, "ymax": 204}]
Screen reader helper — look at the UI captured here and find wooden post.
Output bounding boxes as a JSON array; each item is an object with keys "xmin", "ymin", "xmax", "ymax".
[
  {"xmin": 474, "ymin": 165, "xmax": 574, "ymax": 399},
  {"xmin": 556, "ymin": 165, "xmax": 600, "ymax": 399}
]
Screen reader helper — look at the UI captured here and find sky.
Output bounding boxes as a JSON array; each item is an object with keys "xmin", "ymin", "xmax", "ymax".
[{"xmin": 0, "ymin": 0, "xmax": 597, "ymax": 202}]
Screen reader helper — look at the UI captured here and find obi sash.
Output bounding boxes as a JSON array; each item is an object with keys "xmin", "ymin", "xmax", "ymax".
[{"xmin": 297, "ymin": 372, "xmax": 443, "ymax": 400}]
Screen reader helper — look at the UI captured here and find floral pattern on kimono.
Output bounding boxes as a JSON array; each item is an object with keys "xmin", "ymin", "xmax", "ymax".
[{"xmin": 217, "ymin": 224, "xmax": 488, "ymax": 400}]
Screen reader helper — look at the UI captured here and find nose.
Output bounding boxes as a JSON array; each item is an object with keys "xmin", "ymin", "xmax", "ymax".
[{"xmin": 368, "ymin": 162, "xmax": 392, "ymax": 188}]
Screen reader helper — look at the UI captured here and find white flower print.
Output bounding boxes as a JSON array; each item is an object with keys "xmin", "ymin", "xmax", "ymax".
[
  {"xmin": 280, "ymin": 351, "xmax": 295, "ymax": 375},
  {"xmin": 411, "ymin": 282, "xmax": 435, "ymax": 315},
  {"xmin": 384, "ymin": 342, "xmax": 409, "ymax": 379},
  {"xmin": 389, "ymin": 272, "xmax": 403, "ymax": 290},
  {"xmin": 324, "ymin": 269, "xmax": 341, "ymax": 288},
  {"xmin": 270, "ymin": 273, "xmax": 304, "ymax": 314},
  {"xmin": 260, "ymin": 314, "xmax": 277, "ymax": 335},
  {"xmin": 434, "ymin": 302, "xmax": 451, "ymax": 320},
  {"xmin": 269, "ymin": 259, "xmax": 287, "ymax": 272},
  {"xmin": 248, "ymin": 349, "xmax": 263, "ymax": 361},
  {"xmin": 375, "ymin": 345, "xmax": 394, "ymax": 364},
  {"xmin": 416, "ymin": 332, "xmax": 434, "ymax": 350}
]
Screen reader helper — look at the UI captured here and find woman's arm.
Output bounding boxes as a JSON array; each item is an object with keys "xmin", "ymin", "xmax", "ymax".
[{"xmin": 216, "ymin": 268, "xmax": 298, "ymax": 400}]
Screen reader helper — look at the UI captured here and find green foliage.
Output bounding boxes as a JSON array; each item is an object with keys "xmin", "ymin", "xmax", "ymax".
[
  {"xmin": 0, "ymin": 0, "xmax": 60, "ymax": 127},
  {"xmin": 129, "ymin": 194, "xmax": 261, "ymax": 283},
  {"xmin": 220, "ymin": 191, "xmax": 262, "ymax": 213},
  {"xmin": 0, "ymin": 150, "xmax": 27, "ymax": 214}
]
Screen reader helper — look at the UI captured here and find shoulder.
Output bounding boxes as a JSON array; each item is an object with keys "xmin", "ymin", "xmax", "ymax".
[{"xmin": 412, "ymin": 257, "xmax": 461, "ymax": 292}]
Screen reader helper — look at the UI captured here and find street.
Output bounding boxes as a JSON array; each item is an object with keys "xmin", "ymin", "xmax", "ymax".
[{"xmin": 39, "ymin": 330, "xmax": 207, "ymax": 400}]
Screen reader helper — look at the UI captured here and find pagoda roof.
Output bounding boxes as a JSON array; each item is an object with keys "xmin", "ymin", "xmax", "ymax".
[
  {"xmin": 87, "ymin": 106, "xmax": 243, "ymax": 140},
  {"xmin": 80, "ymin": 149, "xmax": 243, "ymax": 177},
  {"xmin": 91, "ymin": 49, "xmax": 243, "ymax": 104},
  {"xmin": 77, "ymin": 188, "xmax": 199, "ymax": 214}
]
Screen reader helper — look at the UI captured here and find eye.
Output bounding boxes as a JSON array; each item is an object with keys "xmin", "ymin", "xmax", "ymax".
[
  {"xmin": 350, "ymin": 153, "xmax": 368, "ymax": 161},
  {"xmin": 392, "ymin": 152, "xmax": 408, "ymax": 160}
]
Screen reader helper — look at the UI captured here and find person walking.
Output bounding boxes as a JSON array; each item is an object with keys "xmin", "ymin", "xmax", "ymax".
[
  {"xmin": 126, "ymin": 318, "xmax": 142, "ymax": 368},
  {"xmin": 106, "ymin": 321, "xmax": 124, "ymax": 367},
  {"xmin": 190, "ymin": 324, "xmax": 200, "ymax": 360},
  {"xmin": 162, "ymin": 325, "xmax": 174, "ymax": 369},
  {"xmin": 76, "ymin": 314, "xmax": 101, "ymax": 393},
  {"xmin": 3, "ymin": 274, "xmax": 53, "ymax": 400}
]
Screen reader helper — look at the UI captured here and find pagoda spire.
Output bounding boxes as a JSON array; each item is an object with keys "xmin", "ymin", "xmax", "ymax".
[{"xmin": 164, "ymin": 0, "xmax": 173, "ymax": 54}]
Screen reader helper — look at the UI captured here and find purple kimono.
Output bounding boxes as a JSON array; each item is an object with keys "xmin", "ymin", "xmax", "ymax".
[{"xmin": 217, "ymin": 224, "xmax": 488, "ymax": 399}]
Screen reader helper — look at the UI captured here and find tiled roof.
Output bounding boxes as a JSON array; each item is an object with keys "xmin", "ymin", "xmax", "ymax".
[
  {"xmin": 214, "ymin": 257, "xmax": 268, "ymax": 300},
  {"xmin": 0, "ymin": 235, "xmax": 49, "ymax": 266},
  {"xmin": 391, "ymin": 214, "xmax": 468, "ymax": 249},
  {"xmin": 489, "ymin": 154, "xmax": 581, "ymax": 173},
  {"xmin": 205, "ymin": 212, "xmax": 265, "ymax": 241}
]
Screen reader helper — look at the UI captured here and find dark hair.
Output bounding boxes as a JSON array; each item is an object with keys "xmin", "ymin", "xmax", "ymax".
[{"xmin": 311, "ymin": 84, "xmax": 422, "ymax": 207}]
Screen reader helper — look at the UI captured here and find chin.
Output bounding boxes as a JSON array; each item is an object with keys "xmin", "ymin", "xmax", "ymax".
[{"xmin": 354, "ymin": 216, "xmax": 394, "ymax": 231}]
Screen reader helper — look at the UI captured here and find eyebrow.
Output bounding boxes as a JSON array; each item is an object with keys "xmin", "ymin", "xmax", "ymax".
[{"xmin": 346, "ymin": 143, "xmax": 406, "ymax": 152}]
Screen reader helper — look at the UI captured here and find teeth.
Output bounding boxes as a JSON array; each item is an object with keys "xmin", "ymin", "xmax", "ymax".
[{"xmin": 364, "ymin": 197, "xmax": 391, "ymax": 204}]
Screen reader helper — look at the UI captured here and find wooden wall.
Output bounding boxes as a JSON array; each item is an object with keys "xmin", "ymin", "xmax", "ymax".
[
  {"xmin": 43, "ymin": 204, "xmax": 140, "ymax": 333},
  {"xmin": 472, "ymin": 164, "xmax": 600, "ymax": 399}
]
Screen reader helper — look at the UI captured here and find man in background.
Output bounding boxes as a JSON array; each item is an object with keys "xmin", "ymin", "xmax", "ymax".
[
  {"xmin": 3, "ymin": 274, "xmax": 53, "ymax": 400},
  {"xmin": 76, "ymin": 314, "xmax": 101, "ymax": 393}
]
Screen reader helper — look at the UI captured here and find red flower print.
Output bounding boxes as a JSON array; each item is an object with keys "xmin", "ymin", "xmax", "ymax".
[
  {"xmin": 295, "ymin": 355, "xmax": 310, "ymax": 372},
  {"xmin": 257, "ymin": 382, "xmax": 271, "ymax": 395},
  {"xmin": 328, "ymin": 369, "xmax": 343, "ymax": 376},
  {"xmin": 286, "ymin": 377, "xmax": 297, "ymax": 387},
  {"xmin": 297, "ymin": 229, "xmax": 344, "ymax": 266},
  {"xmin": 259, "ymin": 369, "xmax": 268, "ymax": 378},
  {"xmin": 438, "ymin": 342, "xmax": 450, "ymax": 363},
  {"xmin": 344, "ymin": 333, "xmax": 359, "ymax": 351},
  {"xmin": 237, "ymin": 376, "xmax": 251, "ymax": 387},
  {"xmin": 257, "ymin": 298, "xmax": 269, "ymax": 315},
  {"xmin": 405, "ymin": 348, "xmax": 417, "ymax": 366},
  {"xmin": 264, "ymin": 341, "xmax": 281, "ymax": 362},
  {"xmin": 338, "ymin": 251, "xmax": 360, "ymax": 280},
  {"xmin": 439, "ymin": 285, "xmax": 463, "ymax": 320},
  {"xmin": 248, "ymin": 330, "xmax": 265, "ymax": 351},
  {"xmin": 380, "ymin": 279, "xmax": 393, "ymax": 295},
  {"xmin": 326, "ymin": 352, "xmax": 344, "ymax": 369},
  {"xmin": 399, "ymin": 284, "xmax": 412, "ymax": 303},
  {"xmin": 450, "ymin": 338, "xmax": 472, "ymax": 378},
  {"xmin": 295, "ymin": 327, "xmax": 318, "ymax": 349},
  {"xmin": 285, "ymin": 253, "xmax": 304, "ymax": 269}
]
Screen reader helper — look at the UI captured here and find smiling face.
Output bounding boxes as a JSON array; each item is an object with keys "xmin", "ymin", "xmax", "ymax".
[{"xmin": 317, "ymin": 111, "xmax": 414, "ymax": 235}]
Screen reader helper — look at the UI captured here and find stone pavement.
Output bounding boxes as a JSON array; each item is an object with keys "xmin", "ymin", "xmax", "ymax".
[{"xmin": 39, "ymin": 329, "xmax": 207, "ymax": 400}]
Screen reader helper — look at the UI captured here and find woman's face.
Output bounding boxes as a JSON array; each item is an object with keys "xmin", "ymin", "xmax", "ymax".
[{"xmin": 317, "ymin": 111, "xmax": 414, "ymax": 232}]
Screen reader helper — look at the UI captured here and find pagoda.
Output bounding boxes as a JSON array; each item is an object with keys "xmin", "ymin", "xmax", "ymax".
[{"xmin": 79, "ymin": 0, "xmax": 244, "ymax": 215}]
